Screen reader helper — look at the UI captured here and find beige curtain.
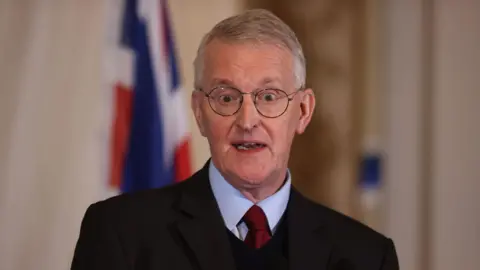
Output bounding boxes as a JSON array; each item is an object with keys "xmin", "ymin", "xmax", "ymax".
[{"xmin": 0, "ymin": 1, "xmax": 109, "ymax": 269}]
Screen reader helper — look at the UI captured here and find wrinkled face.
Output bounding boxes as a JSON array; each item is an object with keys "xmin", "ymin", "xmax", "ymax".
[{"xmin": 192, "ymin": 39, "xmax": 315, "ymax": 190}]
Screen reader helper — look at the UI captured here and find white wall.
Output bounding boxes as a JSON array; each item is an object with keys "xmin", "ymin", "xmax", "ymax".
[
  {"xmin": 430, "ymin": 1, "xmax": 480, "ymax": 269},
  {"xmin": 0, "ymin": 2, "xmax": 110, "ymax": 269},
  {"xmin": 383, "ymin": 0, "xmax": 480, "ymax": 269},
  {"xmin": 382, "ymin": 1, "xmax": 427, "ymax": 270}
]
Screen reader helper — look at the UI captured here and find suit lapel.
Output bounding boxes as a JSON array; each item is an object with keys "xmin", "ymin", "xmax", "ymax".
[
  {"xmin": 174, "ymin": 163, "xmax": 235, "ymax": 270},
  {"xmin": 173, "ymin": 163, "xmax": 334, "ymax": 270},
  {"xmin": 288, "ymin": 188, "xmax": 333, "ymax": 270}
]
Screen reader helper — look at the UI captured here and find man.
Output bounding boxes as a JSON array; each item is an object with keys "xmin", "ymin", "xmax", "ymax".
[{"xmin": 71, "ymin": 9, "xmax": 399, "ymax": 270}]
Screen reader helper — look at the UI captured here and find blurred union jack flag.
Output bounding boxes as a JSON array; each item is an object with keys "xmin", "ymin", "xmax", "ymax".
[{"xmin": 106, "ymin": 0, "xmax": 191, "ymax": 194}]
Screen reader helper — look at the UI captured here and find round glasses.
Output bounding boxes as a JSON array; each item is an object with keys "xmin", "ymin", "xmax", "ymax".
[{"xmin": 197, "ymin": 86, "xmax": 301, "ymax": 118}]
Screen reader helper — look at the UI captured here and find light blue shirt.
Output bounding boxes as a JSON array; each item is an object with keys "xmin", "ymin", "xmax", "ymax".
[{"xmin": 208, "ymin": 161, "xmax": 291, "ymax": 240}]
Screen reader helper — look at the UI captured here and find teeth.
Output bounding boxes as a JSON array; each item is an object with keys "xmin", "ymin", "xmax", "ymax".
[{"xmin": 234, "ymin": 143, "xmax": 265, "ymax": 150}]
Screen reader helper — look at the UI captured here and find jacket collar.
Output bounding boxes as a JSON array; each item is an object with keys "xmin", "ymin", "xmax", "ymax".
[
  {"xmin": 175, "ymin": 161, "xmax": 236, "ymax": 270},
  {"xmin": 174, "ymin": 160, "xmax": 333, "ymax": 270},
  {"xmin": 287, "ymin": 187, "xmax": 334, "ymax": 270}
]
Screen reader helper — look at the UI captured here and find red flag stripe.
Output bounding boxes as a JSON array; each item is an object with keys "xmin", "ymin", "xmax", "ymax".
[
  {"xmin": 109, "ymin": 83, "xmax": 133, "ymax": 189},
  {"xmin": 174, "ymin": 137, "xmax": 192, "ymax": 182}
]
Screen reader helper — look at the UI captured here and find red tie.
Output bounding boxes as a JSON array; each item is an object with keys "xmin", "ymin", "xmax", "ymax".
[{"xmin": 243, "ymin": 205, "xmax": 271, "ymax": 248}]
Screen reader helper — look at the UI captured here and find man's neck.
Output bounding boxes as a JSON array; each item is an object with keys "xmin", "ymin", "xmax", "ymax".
[{"xmin": 236, "ymin": 171, "xmax": 288, "ymax": 203}]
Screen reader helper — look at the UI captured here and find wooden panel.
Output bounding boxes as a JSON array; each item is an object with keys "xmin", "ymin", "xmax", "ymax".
[{"xmin": 243, "ymin": 0, "xmax": 367, "ymax": 218}]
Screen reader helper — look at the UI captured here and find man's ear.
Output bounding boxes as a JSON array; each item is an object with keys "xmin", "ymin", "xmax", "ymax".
[
  {"xmin": 191, "ymin": 91, "xmax": 207, "ymax": 137},
  {"xmin": 296, "ymin": 88, "xmax": 316, "ymax": 134}
]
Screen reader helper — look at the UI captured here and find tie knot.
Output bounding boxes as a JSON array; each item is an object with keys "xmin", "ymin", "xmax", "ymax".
[{"xmin": 243, "ymin": 205, "xmax": 269, "ymax": 232}]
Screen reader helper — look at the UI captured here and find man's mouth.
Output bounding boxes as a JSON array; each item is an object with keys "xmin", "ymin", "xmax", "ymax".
[{"xmin": 232, "ymin": 142, "xmax": 267, "ymax": 150}]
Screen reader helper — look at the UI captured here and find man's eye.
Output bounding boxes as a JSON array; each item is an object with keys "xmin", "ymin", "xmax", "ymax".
[
  {"xmin": 258, "ymin": 91, "xmax": 279, "ymax": 102},
  {"xmin": 262, "ymin": 93, "xmax": 276, "ymax": 101},
  {"xmin": 219, "ymin": 95, "xmax": 234, "ymax": 103}
]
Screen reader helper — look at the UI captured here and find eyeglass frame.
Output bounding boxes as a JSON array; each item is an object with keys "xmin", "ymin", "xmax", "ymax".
[{"xmin": 195, "ymin": 86, "xmax": 304, "ymax": 118}]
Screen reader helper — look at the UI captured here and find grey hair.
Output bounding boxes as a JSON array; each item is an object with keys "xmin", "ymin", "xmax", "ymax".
[{"xmin": 193, "ymin": 9, "xmax": 306, "ymax": 90}]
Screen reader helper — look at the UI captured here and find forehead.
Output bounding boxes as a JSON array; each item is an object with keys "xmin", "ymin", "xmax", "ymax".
[{"xmin": 202, "ymin": 39, "xmax": 295, "ymax": 88}]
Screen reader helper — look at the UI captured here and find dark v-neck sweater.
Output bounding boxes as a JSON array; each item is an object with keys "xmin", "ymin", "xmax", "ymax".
[{"xmin": 226, "ymin": 215, "xmax": 289, "ymax": 270}]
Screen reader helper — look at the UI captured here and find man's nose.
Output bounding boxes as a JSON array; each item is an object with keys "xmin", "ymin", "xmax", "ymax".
[{"xmin": 235, "ymin": 95, "xmax": 260, "ymax": 131}]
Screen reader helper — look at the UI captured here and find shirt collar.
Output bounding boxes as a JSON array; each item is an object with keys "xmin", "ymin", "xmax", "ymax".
[{"xmin": 208, "ymin": 161, "xmax": 291, "ymax": 232}]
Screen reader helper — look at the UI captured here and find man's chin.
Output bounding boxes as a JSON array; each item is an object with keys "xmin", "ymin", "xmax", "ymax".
[{"xmin": 229, "ymin": 166, "xmax": 271, "ymax": 185}]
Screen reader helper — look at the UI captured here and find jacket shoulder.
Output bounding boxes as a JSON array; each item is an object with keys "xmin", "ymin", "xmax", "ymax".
[
  {"xmin": 81, "ymin": 165, "xmax": 210, "ymax": 229},
  {"xmin": 300, "ymin": 193, "xmax": 392, "ymax": 250},
  {"xmin": 301, "ymin": 196, "xmax": 398, "ymax": 268},
  {"xmin": 88, "ymin": 178, "xmax": 195, "ymax": 219}
]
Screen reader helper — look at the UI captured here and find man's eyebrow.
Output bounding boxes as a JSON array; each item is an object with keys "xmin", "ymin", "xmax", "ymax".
[
  {"xmin": 259, "ymin": 77, "xmax": 282, "ymax": 86},
  {"xmin": 210, "ymin": 78, "xmax": 236, "ymax": 87},
  {"xmin": 207, "ymin": 77, "xmax": 284, "ymax": 90}
]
